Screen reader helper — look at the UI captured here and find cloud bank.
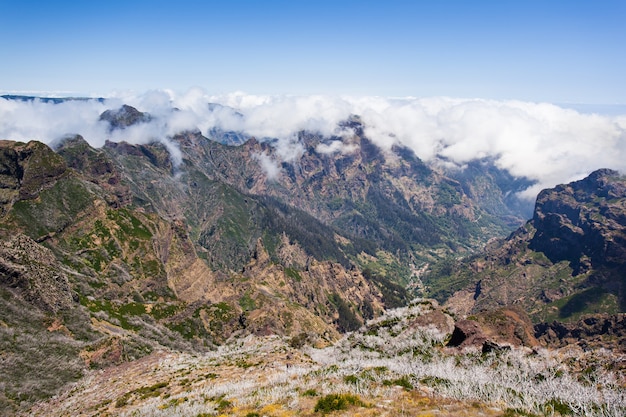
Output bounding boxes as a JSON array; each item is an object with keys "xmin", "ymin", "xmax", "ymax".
[{"xmin": 1, "ymin": 89, "xmax": 625, "ymax": 199}]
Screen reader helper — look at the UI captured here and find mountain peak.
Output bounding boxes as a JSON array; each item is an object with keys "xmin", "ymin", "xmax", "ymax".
[{"xmin": 99, "ymin": 104, "xmax": 151, "ymax": 130}]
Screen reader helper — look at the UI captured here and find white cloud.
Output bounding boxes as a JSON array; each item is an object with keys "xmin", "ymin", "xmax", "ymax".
[
  {"xmin": 315, "ymin": 139, "xmax": 358, "ymax": 155},
  {"xmin": 0, "ymin": 97, "xmax": 112, "ymax": 146},
  {"xmin": 252, "ymin": 151, "xmax": 282, "ymax": 181},
  {"xmin": 1, "ymin": 90, "xmax": 625, "ymax": 199}
]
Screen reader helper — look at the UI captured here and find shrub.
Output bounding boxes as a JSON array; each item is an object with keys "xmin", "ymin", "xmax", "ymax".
[
  {"xmin": 329, "ymin": 293, "xmax": 361, "ymax": 332},
  {"xmin": 382, "ymin": 375, "xmax": 413, "ymax": 390},
  {"xmin": 543, "ymin": 399, "xmax": 573, "ymax": 416},
  {"xmin": 343, "ymin": 374, "xmax": 359, "ymax": 385},
  {"xmin": 216, "ymin": 398, "xmax": 232, "ymax": 411},
  {"xmin": 314, "ymin": 393, "xmax": 363, "ymax": 414},
  {"xmin": 302, "ymin": 389, "xmax": 318, "ymax": 397},
  {"xmin": 289, "ymin": 332, "xmax": 309, "ymax": 349}
]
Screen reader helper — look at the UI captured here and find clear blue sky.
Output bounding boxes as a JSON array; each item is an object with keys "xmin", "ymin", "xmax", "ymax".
[{"xmin": 1, "ymin": 0, "xmax": 625, "ymax": 104}]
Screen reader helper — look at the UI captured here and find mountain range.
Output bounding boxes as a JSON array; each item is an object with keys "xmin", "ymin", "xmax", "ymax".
[{"xmin": 0, "ymin": 100, "xmax": 624, "ymax": 415}]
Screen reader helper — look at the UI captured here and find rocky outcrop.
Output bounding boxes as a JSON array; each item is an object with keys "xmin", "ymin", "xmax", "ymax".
[
  {"xmin": 446, "ymin": 308, "xmax": 538, "ymax": 350},
  {"xmin": 0, "ymin": 234, "xmax": 74, "ymax": 313},
  {"xmin": 442, "ymin": 169, "xmax": 626, "ymax": 324},
  {"xmin": 530, "ymin": 169, "xmax": 626, "ymax": 274},
  {"xmin": 0, "ymin": 140, "xmax": 67, "ymax": 214},
  {"xmin": 535, "ymin": 314, "xmax": 626, "ymax": 352},
  {"xmin": 55, "ymin": 135, "xmax": 131, "ymax": 206},
  {"xmin": 99, "ymin": 104, "xmax": 151, "ymax": 130},
  {"xmin": 446, "ymin": 319, "xmax": 487, "ymax": 348}
]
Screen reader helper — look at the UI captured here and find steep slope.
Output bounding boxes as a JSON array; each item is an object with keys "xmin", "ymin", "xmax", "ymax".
[
  {"xmin": 0, "ymin": 134, "xmax": 400, "ymax": 412},
  {"xmin": 431, "ymin": 169, "xmax": 626, "ymax": 324},
  {"xmin": 173, "ymin": 120, "xmax": 527, "ymax": 285},
  {"xmin": 0, "ymin": 102, "xmax": 537, "ymax": 413}
]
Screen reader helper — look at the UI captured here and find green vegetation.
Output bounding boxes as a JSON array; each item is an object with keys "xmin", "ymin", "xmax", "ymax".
[
  {"xmin": 362, "ymin": 268, "xmax": 409, "ymax": 309},
  {"xmin": 538, "ymin": 286, "xmax": 620, "ymax": 322},
  {"xmin": 437, "ymin": 182, "xmax": 462, "ymax": 207},
  {"xmin": 115, "ymin": 382, "xmax": 169, "ymax": 407},
  {"xmin": 216, "ymin": 398, "xmax": 232, "ymax": 411},
  {"xmin": 238, "ymin": 292, "xmax": 257, "ymax": 312},
  {"xmin": 329, "ymin": 293, "xmax": 361, "ymax": 332},
  {"xmin": 383, "ymin": 375, "xmax": 413, "ymax": 390},
  {"xmin": 314, "ymin": 393, "xmax": 365, "ymax": 414},
  {"xmin": 543, "ymin": 399, "xmax": 574, "ymax": 416},
  {"xmin": 302, "ymin": 389, "xmax": 318, "ymax": 397},
  {"xmin": 259, "ymin": 196, "xmax": 353, "ymax": 268},
  {"xmin": 419, "ymin": 375, "xmax": 452, "ymax": 389},
  {"xmin": 284, "ymin": 267, "xmax": 302, "ymax": 282},
  {"xmin": 197, "ymin": 184, "xmax": 264, "ymax": 271},
  {"xmin": 81, "ymin": 297, "xmax": 146, "ymax": 330},
  {"xmin": 559, "ymin": 287, "xmax": 617, "ymax": 319},
  {"xmin": 149, "ymin": 303, "xmax": 182, "ymax": 319},
  {"xmin": 10, "ymin": 177, "xmax": 94, "ymax": 238},
  {"xmin": 343, "ymin": 374, "xmax": 359, "ymax": 385},
  {"xmin": 165, "ymin": 302, "xmax": 239, "ymax": 343},
  {"xmin": 502, "ymin": 408, "xmax": 541, "ymax": 417},
  {"xmin": 422, "ymin": 256, "xmax": 476, "ymax": 302},
  {"xmin": 358, "ymin": 250, "xmax": 413, "ymax": 286},
  {"xmin": 107, "ymin": 208, "xmax": 153, "ymax": 240}
]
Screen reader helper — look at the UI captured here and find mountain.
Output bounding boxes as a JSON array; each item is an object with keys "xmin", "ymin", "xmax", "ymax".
[
  {"xmin": 431, "ymin": 169, "xmax": 626, "ymax": 324},
  {"xmin": 0, "ymin": 102, "xmax": 534, "ymax": 412},
  {"xmin": 2, "ymin": 102, "xmax": 604, "ymax": 414}
]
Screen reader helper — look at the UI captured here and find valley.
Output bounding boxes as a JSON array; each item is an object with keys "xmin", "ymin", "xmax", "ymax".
[{"xmin": 0, "ymin": 100, "xmax": 624, "ymax": 416}]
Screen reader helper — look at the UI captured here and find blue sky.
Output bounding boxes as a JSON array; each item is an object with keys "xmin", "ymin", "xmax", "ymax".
[{"xmin": 1, "ymin": 0, "xmax": 625, "ymax": 104}]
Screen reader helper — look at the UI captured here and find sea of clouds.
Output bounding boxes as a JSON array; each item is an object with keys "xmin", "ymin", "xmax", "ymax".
[{"xmin": 1, "ymin": 88, "xmax": 625, "ymax": 199}]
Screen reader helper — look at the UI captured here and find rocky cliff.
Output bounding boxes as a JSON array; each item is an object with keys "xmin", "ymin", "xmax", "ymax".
[
  {"xmin": 435, "ymin": 169, "xmax": 626, "ymax": 338},
  {"xmin": 530, "ymin": 168, "xmax": 626, "ymax": 275}
]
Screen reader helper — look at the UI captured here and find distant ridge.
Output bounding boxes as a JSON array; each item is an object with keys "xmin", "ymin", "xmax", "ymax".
[{"xmin": 0, "ymin": 94, "xmax": 105, "ymax": 103}]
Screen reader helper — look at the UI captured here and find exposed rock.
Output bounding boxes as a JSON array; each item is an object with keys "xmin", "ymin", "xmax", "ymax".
[
  {"xmin": 54, "ymin": 135, "xmax": 131, "ymax": 206},
  {"xmin": 481, "ymin": 340, "xmax": 511, "ymax": 354},
  {"xmin": 446, "ymin": 319, "xmax": 486, "ymax": 348},
  {"xmin": 408, "ymin": 308, "xmax": 455, "ymax": 335},
  {"xmin": 535, "ymin": 313, "xmax": 626, "ymax": 352},
  {"xmin": 447, "ymin": 308, "xmax": 538, "ymax": 350},
  {"xmin": 80, "ymin": 336, "xmax": 125, "ymax": 369},
  {"xmin": 0, "ymin": 140, "xmax": 67, "ymax": 213},
  {"xmin": 99, "ymin": 104, "xmax": 151, "ymax": 130},
  {"xmin": 472, "ymin": 308, "xmax": 539, "ymax": 347},
  {"xmin": 0, "ymin": 234, "xmax": 74, "ymax": 313},
  {"xmin": 443, "ymin": 288, "xmax": 476, "ymax": 317},
  {"xmin": 442, "ymin": 169, "xmax": 626, "ymax": 324},
  {"xmin": 530, "ymin": 168, "xmax": 626, "ymax": 274}
]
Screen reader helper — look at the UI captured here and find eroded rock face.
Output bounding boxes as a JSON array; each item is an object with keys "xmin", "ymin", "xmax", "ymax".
[
  {"xmin": 530, "ymin": 169, "xmax": 626, "ymax": 274},
  {"xmin": 447, "ymin": 320, "xmax": 486, "ymax": 348},
  {"xmin": 535, "ymin": 314, "xmax": 626, "ymax": 352},
  {"xmin": 55, "ymin": 135, "xmax": 131, "ymax": 207},
  {"xmin": 443, "ymin": 169, "xmax": 626, "ymax": 324},
  {"xmin": 0, "ymin": 234, "xmax": 74, "ymax": 313},
  {"xmin": 0, "ymin": 140, "xmax": 67, "ymax": 213},
  {"xmin": 447, "ymin": 308, "xmax": 538, "ymax": 350}
]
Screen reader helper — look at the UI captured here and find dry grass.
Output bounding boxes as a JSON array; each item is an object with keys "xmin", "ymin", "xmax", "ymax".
[{"xmin": 24, "ymin": 300, "xmax": 626, "ymax": 417}]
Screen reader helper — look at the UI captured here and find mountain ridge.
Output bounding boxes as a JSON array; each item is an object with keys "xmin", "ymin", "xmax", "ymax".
[{"xmin": 1, "ymin": 101, "xmax": 624, "ymax": 414}]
